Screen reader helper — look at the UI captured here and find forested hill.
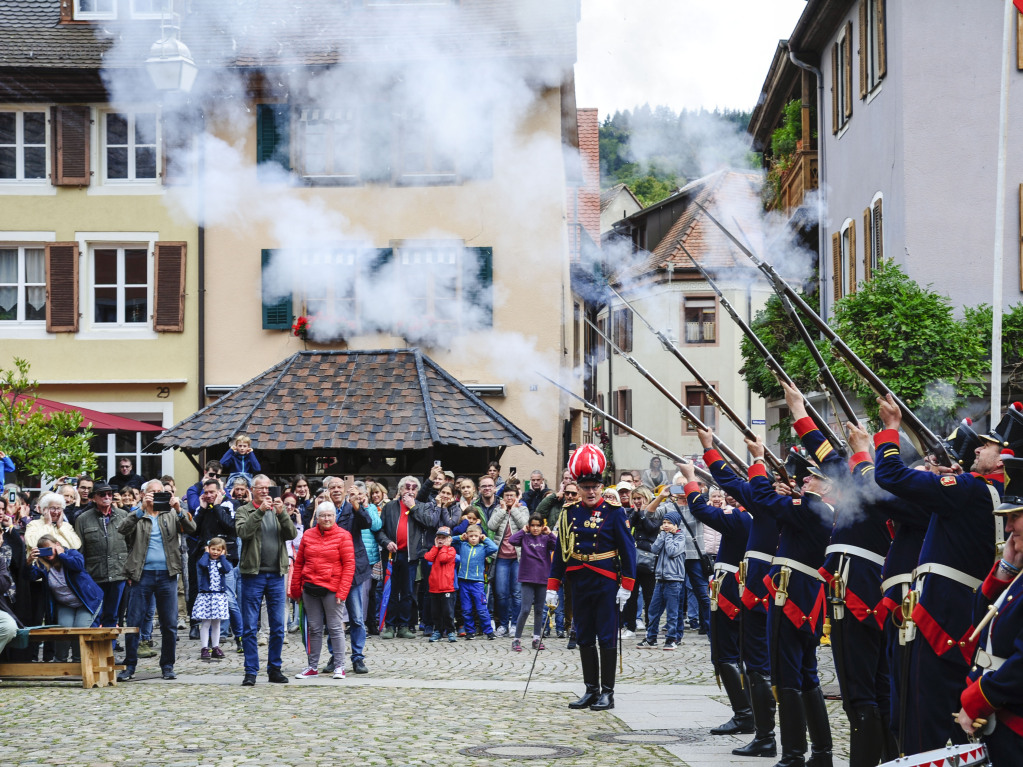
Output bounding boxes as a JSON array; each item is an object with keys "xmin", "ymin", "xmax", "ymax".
[{"xmin": 599, "ymin": 106, "xmax": 754, "ymax": 206}]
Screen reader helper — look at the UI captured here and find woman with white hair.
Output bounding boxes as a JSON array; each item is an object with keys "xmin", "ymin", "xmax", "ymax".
[{"xmin": 24, "ymin": 492, "xmax": 81, "ymax": 551}]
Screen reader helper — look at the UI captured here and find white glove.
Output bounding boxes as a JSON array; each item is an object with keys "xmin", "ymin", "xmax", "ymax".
[
  {"xmin": 616, "ymin": 586, "xmax": 630, "ymax": 611},
  {"xmin": 545, "ymin": 589, "xmax": 559, "ymax": 608}
]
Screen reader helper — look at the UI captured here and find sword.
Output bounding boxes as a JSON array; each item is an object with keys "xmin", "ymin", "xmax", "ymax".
[
  {"xmin": 769, "ymin": 567, "xmax": 791, "ymax": 702},
  {"xmin": 523, "ymin": 604, "xmax": 553, "ymax": 699},
  {"xmin": 709, "ymin": 574, "xmax": 721, "ymax": 689}
]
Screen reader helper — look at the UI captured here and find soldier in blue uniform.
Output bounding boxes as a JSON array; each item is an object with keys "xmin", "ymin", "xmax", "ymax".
[
  {"xmin": 747, "ymin": 424, "xmax": 835, "ymax": 767},
  {"xmin": 546, "ymin": 444, "xmax": 637, "ymax": 712},
  {"xmin": 958, "ymin": 459, "xmax": 1023, "ymax": 766},
  {"xmin": 677, "ymin": 461, "xmax": 757, "ymax": 741},
  {"xmin": 870, "ymin": 394, "xmax": 1014, "ymax": 755},
  {"xmin": 698, "ymin": 428, "xmax": 780, "ymax": 759}
]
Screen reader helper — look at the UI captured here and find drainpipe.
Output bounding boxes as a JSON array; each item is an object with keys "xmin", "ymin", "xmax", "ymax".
[
  {"xmin": 197, "ymin": 118, "xmax": 207, "ymax": 465},
  {"xmin": 787, "ymin": 46, "xmax": 828, "ymax": 319}
]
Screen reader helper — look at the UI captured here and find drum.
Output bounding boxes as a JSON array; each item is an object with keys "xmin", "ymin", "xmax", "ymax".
[{"xmin": 880, "ymin": 743, "xmax": 990, "ymax": 767}]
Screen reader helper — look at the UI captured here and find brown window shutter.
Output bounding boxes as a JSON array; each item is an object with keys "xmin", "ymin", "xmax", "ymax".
[
  {"xmin": 154, "ymin": 242, "xmax": 187, "ymax": 332},
  {"xmin": 832, "ymin": 43, "xmax": 839, "ymax": 134},
  {"xmin": 873, "ymin": 197, "xmax": 884, "ymax": 262},
  {"xmin": 844, "ymin": 22, "xmax": 854, "ymax": 119},
  {"xmin": 624, "ymin": 389, "xmax": 632, "ymax": 427},
  {"xmin": 877, "ymin": 0, "xmax": 887, "ymax": 79},
  {"xmin": 847, "ymin": 222, "xmax": 857, "ymax": 294},
  {"xmin": 863, "ymin": 208, "xmax": 873, "ymax": 282},
  {"xmin": 51, "ymin": 105, "xmax": 90, "ymax": 186},
  {"xmin": 832, "ymin": 232, "xmax": 842, "ymax": 300},
  {"xmin": 45, "ymin": 242, "xmax": 79, "ymax": 333},
  {"xmin": 859, "ymin": 1, "xmax": 868, "ymax": 99}
]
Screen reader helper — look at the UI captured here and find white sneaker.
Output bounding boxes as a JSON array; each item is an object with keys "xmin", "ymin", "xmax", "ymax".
[
  {"xmin": 622, "ymin": 629, "xmax": 635, "ymax": 638},
  {"xmin": 636, "ymin": 619, "xmax": 645, "ymax": 630},
  {"xmin": 495, "ymin": 626, "xmax": 508, "ymax": 637},
  {"xmin": 257, "ymin": 634, "xmax": 267, "ymax": 647},
  {"xmin": 333, "ymin": 668, "xmax": 346, "ymax": 680},
  {"xmin": 295, "ymin": 667, "xmax": 318, "ymax": 678}
]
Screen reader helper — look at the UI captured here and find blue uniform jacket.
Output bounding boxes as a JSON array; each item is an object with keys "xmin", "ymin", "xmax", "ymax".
[
  {"xmin": 873, "ymin": 429, "xmax": 999, "ymax": 663},
  {"xmin": 548, "ymin": 499, "xmax": 637, "ymax": 592},
  {"xmin": 685, "ymin": 479, "xmax": 751, "ymax": 620},
  {"xmin": 704, "ymin": 448, "xmax": 779, "ymax": 615},
  {"xmin": 879, "ymin": 489, "xmax": 929, "ymax": 616}
]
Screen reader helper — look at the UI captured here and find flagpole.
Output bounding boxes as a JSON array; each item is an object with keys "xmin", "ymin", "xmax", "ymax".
[{"xmin": 991, "ymin": 0, "xmax": 1014, "ymax": 419}]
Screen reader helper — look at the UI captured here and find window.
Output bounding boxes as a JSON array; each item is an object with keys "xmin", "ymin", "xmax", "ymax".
[
  {"xmin": 93, "ymin": 246, "xmax": 149, "ymax": 325},
  {"xmin": 130, "ymin": 0, "xmax": 163, "ymax": 18},
  {"xmin": 0, "ymin": 111, "xmax": 47, "ymax": 182},
  {"xmin": 90, "ymin": 428, "xmax": 164, "ymax": 482},
  {"xmin": 398, "ymin": 109, "xmax": 456, "ymax": 184},
  {"xmin": 832, "ymin": 219, "xmax": 856, "ymax": 301},
  {"xmin": 297, "ymin": 108, "xmax": 360, "ymax": 183},
  {"xmin": 595, "ymin": 316, "xmax": 609, "ymax": 363},
  {"xmin": 612, "ymin": 389, "xmax": 632, "ymax": 435},
  {"xmin": 685, "ymin": 385, "xmax": 717, "ymax": 432},
  {"xmin": 74, "ymin": 0, "xmax": 116, "ymax": 19},
  {"xmin": 0, "ymin": 247, "xmax": 46, "ymax": 322},
  {"xmin": 612, "ymin": 307, "xmax": 633, "ymax": 352},
  {"xmin": 103, "ymin": 111, "xmax": 158, "ymax": 182},
  {"xmin": 863, "ymin": 194, "xmax": 883, "ymax": 281},
  {"xmin": 573, "ymin": 302, "xmax": 581, "ymax": 367},
  {"xmin": 859, "ymin": 0, "xmax": 886, "ymax": 97},
  {"xmin": 397, "ymin": 241, "xmax": 461, "ymax": 333},
  {"xmin": 301, "ymin": 246, "xmax": 363, "ymax": 337},
  {"xmin": 832, "ymin": 22, "xmax": 853, "ymax": 133},
  {"xmin": 683, "ymin": 295, "xmax": 717, "ymax": 344}
]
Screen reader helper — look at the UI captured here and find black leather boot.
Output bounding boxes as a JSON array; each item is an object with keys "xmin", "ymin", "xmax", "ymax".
[
  {"xmin": 566, "ymin": 628, "xmax": 577, "ymax": 650},
  {"xmin": 848, "ymin": 705, "xmax": 883, "ymax": 767},
  {"xmin": 568, "ymin": 645, "xmax": 600, "ymax": 709},
  {"xmin": 803, "ymin": 686, "xmax": 833, "ymax": 767},
  {"xmin": 879, "ymin": 709, "xmax": 899, "ymax": 762},
  {"xmin": 773, "ymin": 688, "xmax": 806, "ymax": 767},
  {"xmin": 711, "ymin": 662, "xmax": 756, "ymax": 734},
  {"xmin": 590, "ymin": 646, "xmax": 617, "ymax": 711},
  {"xmin": 733, "ymin": 671, "xmax": 778, "ymax": 757}
]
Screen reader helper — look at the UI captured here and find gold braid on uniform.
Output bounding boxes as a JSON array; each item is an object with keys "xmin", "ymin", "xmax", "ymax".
[{"xmin": 558, "ymin": 503, "xmax": 576, "ymax": 564}]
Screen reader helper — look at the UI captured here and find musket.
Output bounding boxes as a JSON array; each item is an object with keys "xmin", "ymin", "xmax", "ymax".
[
  {"xmin": 682, "ymin": 245, "xmax": 848, "ymax": 455},
  {"xmin": 583, "ymin": 315, "xmax": 750, "ymax": 476},
  {"xmin": 536, "ymin": 372, "xmax": 718, "ymax": 488},
  {"xmin": 695, "ymin": 201, "xmax": 952, "ymax": 466},
  {"xmin": 604, "ymin": 283, "xmax": 791, "ymax": 483}
]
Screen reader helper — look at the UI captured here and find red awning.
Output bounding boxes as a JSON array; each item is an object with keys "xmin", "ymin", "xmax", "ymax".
[{"xmin": 5, "ymin": 394, "xmax": 164, "ymax": 432}]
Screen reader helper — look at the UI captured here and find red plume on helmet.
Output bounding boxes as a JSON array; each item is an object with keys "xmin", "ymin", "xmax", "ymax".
[{"xmin": 568, "ymin": 444, "xmax": 607, "ymax": 484}]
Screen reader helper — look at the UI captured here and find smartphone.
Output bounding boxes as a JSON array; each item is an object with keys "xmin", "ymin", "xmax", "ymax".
[
  {"xmin": 344, "ymin": 475, "xmax": 355, "ymax": 491},
  {"xmin": 69, "ymin": 477, "xmax": 79, "ymax": 487},
  {"xmin": 7, "ymin": 489, "xmax": 15, "ymax": 503},
  {"xmin": 433, "ymin": 460, "xmax": 442, "ymax": 467},
  {"xmin": 268, "ymin": 486, "xmax": 281, "ymax": 499},
  {"xmin": 36, "ymin": 547, "xmax": 54, "ymax": 558},
  {"xmin": 668, "ymin": 484, "xmax": 686, "ymax": 495},
  {"xmin": 510, "ymin": 467, "xmax": 517, "ymax": 476},
  {"xmin": 153, "ymin": 491, "xmax": 172, "ymax": 511}
]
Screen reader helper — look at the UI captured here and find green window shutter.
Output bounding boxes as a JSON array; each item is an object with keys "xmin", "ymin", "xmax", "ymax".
[
  {"xmin": 256, "ymin": 104, "xmax": 291, "ymax": 179},
  {"xmin": 261, "ymin": 249, "xmax": 292, "ymax": 330},
  {"xmin": 463, "ymin": 246, "xmax": 493, "ymax": 328}
]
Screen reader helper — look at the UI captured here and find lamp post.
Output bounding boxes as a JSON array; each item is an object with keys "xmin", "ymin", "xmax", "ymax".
[{"xmin": 144, "ymin": 11, "xmax": 197, "ymax": 93}]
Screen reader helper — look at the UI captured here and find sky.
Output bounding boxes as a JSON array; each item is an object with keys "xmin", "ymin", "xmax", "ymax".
[{"xmin": 576, "ymin": 0, "xmax": 809, "ymax": 117}]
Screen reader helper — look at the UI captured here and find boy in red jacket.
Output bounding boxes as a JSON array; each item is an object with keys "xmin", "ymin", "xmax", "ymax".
[{"xmin": 424, "ymin": 526, "xmax": 458, "ymax": 642}]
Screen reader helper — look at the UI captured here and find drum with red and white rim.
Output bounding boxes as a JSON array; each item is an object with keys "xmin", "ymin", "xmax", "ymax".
[{"xmin": 880, "ymin": 743, "xmax": 990, "ymax": 767}]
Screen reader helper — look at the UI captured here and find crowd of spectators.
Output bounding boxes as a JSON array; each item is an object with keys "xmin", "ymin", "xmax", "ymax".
[{"xmin": 0, "ymin": 446, "xmax": 720, "ymax": 684}]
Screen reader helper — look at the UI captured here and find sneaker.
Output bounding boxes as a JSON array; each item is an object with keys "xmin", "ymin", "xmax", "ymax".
[
  {"xmin": 162, "ymin": 670, "xmax": 177, "ymax": 680},
  {"xmin": 333, "ymin": 668, "xmax": 346, "ymax": 680},
  {"xmin": 257, "ymin": 634, "xmax": 267, "ymax": 647},
  {"xmin": 295, "ymin": 667, "xmax": 318, "ymax": 678},
  {"xmin": 268, "ymin": 668, "xmax": 289, "ymax": 684},
  {"xmin": 117, "ymin": 667, "xmax": 135, "ymax": 682},
  {"xmin": 137, "ymin": 640, "xmax": 157, "ymax": 659},
  {"xmin": 512, "ymin": 639, "xmax": 522, "ymax": 652},
  {"xmin": 464, "ymin": 633, "xmax": 474, "ymax": 641},
  {"xmin": 447, "ymin": 632, "xmax": 457, "ymax": 643},
  {"xmin": 235, "ymin": 638, "xmax": 244, "ymax": 654},
  {"xmin": 352, "ymin": 659, "xmax": 368, "ymax": 675},
  {"xmin": 241, "ymin": 674, "xmax": 256, "ymax": 686},
  {"xmin": 381, "ymin": 626, "xmax": 396, "ymax": 639},
  {"xmin": 396, "ymin": 627, "xmax": 416, "ymax": 639},
  {"xmin": 457, "ymin": 628, "xmax": 466, "ymax": 637},
  {"xmin": 485, "ymin": 632, "xmax": 495, "ymax": 640},
  {"xmin": 211, "ymin": 647, "xmax": 225, "ymax": 660},
  {"xmin": 200, "ymin": 648, "xmax": 211, "ymax": 661},
  {"xmin": 496, "ymin": 626, "xmax": 509, "ymax": 637},
  {"xmin": 429, "ymin": 632, "xmax": 442, "ymax": 643},
  {"xmin": 637, "ymin": 637, "xmax": 657, "ymax": 648},
  {"xmin": 288, "ymin": 623, "xmax": 300, "ymax": 633},
  {"xmin": 622, "ymin": 629, "xmax": 636, "ymax": 638},
  {"xmin": 531, "ymin": 638, "xmax": 545, "ymax": 650},
  {"xmin": 322, "ymin": 655, "xmax": 336, "ymax": 674},
  {"xmin": 557, "ymin": 631, "xmax": 566, "ymax": 639},
  {"xmin": 636, "ymin": 619, "xmax": 646, "ymax": 630},
  {"xmin": 663, "ymin": 641, "xmax": 678, "ymax": 651}
]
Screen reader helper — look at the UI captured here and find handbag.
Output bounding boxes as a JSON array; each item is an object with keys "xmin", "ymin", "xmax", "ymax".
[
  {"xmin": 636, "ymin": 548, "xmax": 657, "ymax": 575},
  {"xmin": 670, "ymin": 501, "xmax": 715, "ymax": 576}
]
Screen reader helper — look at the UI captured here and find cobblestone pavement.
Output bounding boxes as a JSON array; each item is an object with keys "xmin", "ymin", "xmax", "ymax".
[{"xmin": 0, "ymin": 626, "xmax": 851, "ymax": 766}]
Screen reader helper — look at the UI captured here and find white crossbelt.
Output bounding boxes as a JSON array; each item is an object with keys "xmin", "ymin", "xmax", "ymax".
[
  {"xmin": 975, "ymin": 649, "xmax": 1006, "ymax": 672},
  {"xmin": 880, "ymin": 573, "xmax": 913, "ymax": 594},
  {"xmin": 913, "ymin": 563, "xmax": 982, "ymax": 591},
  {"xmin": 772, "ymin": 557, "xmax": 825, "ymax": 582},
  {"xmin": 744, "ymin": 550, "xmax": 774, "ymax": 564},
  {"xmin": 714, "ymin": 563, "xmax": 739, "ymax": 575},
  {"xmin": 826, "ymin": 544, "xmax": 885, "ymax": 567}
]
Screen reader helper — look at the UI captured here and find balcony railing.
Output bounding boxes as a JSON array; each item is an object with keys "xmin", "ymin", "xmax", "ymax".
[{"xmin": 768, "ymin": 149, "xmax": 818, "ymax": 214}]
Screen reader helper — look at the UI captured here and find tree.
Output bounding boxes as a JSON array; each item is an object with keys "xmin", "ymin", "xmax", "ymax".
[
  {"xmin": 0, "ymin": 358, "xmax": 97, "ymax": 485},
  {"xmin": 962, "ymin": 302, "xmax": 1023, "ymax": 404}
]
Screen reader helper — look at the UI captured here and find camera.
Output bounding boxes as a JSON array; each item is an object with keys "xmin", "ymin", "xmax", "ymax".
[
  {"xmin": 152, "ymin": 491, "xmax": 172, "ymax": 511},
  {"xmin": 268, "ymin": 486, "xmax": 282, "ymax": 500},
  {"xmin": 668, "ymin": 484, "xmax": 686, "ymax": 495}
]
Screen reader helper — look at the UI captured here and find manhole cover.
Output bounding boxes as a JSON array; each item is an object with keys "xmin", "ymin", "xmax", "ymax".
[
  {"xmin": 589, "ymin": 730, "xmax": 705, "ymax": 745},
  {"xmin": 459, "ymin": 744, "xmax": 583, "ymax": 760}
]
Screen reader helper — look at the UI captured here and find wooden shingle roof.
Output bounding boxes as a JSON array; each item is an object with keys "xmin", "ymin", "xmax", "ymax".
[{"xmin": 153, "ymin": 349, "xmax": 537, "ymax": 453}]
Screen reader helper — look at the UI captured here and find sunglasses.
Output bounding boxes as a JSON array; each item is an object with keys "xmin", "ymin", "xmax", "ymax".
[
  {"xmin": 207, "ymin": 471, "xmax": 221, "ymax": 477},
  {"xmin": 564, "ymin": 491, "xmax": 578, "ymax": 497}
]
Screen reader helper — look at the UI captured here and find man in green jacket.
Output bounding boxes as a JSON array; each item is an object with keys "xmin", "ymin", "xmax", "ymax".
[
  {"xmin": 74, "ymin": 483, "xmax": 130, "ymax": 631},
  {"xmin": 235, "ymin": 474, "xmax": 297, "ymax": 687},
  {"xmin": 117, "ymin": 479, "xmax": 196, "ymax": 681}
]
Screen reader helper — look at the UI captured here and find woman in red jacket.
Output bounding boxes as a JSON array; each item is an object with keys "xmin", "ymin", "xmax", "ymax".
[{"xmin": 290, "ymin": 502, "xmax": 355, "ymax": 680}]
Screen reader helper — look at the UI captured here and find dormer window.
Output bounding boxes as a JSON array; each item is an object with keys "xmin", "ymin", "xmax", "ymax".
[{"xmin": 74, "ymin": 0, "xmax": 116, "ymax": 20}]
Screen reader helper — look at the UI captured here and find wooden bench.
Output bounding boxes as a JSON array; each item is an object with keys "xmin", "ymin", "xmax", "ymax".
[{"xmin": 0, "ymin": 626, "xmax": 138, "ymax": 688}]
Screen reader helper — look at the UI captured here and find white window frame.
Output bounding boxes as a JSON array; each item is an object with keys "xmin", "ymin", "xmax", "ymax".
[
  {"xmin": 0, "ymin": 232, "xmax": 54, "ymax": 339},
  {"xmin": 0, "ymin": 244, "xmax": 47, "ymax": 325},
  {"xmin": 71, "ymin": 400, "xmax": 174, "ymax": 479},
  {"xmin": 835, "ymin": 27, "xmax": 850, "ymax": 135},
  {"xmin": 864, "ymin": 0, "xmax": 884, "ymax": 96},
  {"xmin": 99, "ymin": 109, "xmax": 160, "ymax": 185},
  {"xmin": 0, "ymin": 108, "xmax": 49, "ymax": 185},
  {"xmin": 76, "ymin": 231, "xmax": 159, "ymax": 340},
  {"xmin": 396, "ymin": 109, "xmax": 458, "ymax": 185},
  {"xmin": 840, "ymin": 218, "xmax": 854, "ymax": 296},
  {"xmin": 299, "ymin": 244, "xmax": 368, "ymax": 334},
  {"xmin": 296, "ymin": 107, "xmax": 361, "ymax": 183},
  {"xmin": 73, "ymin": 0, "xmax": 117, "ymax": 20},
  {"xmin": 395, "ymin": 240, "xmax": 463, "ymax": 329},
  {"xmin": 129, "ymin": 0, "xmax": 164, "ymax": 19}
]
